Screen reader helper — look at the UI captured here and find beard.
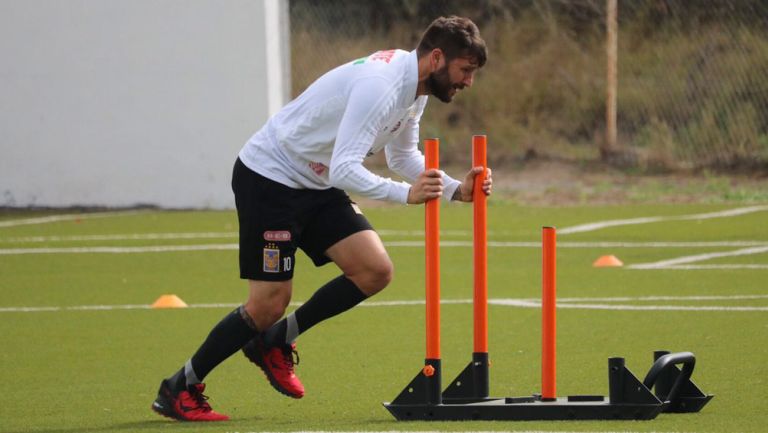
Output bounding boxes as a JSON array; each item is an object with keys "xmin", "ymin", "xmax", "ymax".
[{"xmin": 427, "ymin": 65, "xmax": 461, "ymax": 103}]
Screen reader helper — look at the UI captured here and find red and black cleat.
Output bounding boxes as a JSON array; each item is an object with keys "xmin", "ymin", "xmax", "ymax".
[
  {"xmin": 242, "ymin": 339, "xmax": 305, "ymax": 399},
  {"xmin": 151, "ymin": 380, "xmax": 229, "ymax": 422}
]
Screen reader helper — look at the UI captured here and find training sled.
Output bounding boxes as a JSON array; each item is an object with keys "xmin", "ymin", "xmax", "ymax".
[
  {"xmin": 383, "ymin": 137, "xmax": 713, "ymax": 421},
  {"xmin": 384, "ymin": 350, "xmax": 714, "ymax": 421}
]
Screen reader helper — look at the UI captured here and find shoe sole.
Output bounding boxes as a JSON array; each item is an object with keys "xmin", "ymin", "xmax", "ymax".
[
  {"xmin": 242, "ymin": 341, "xmax": 304, "ymax": 399},
  {"xmin": 151, "ymin": 388, "xmax": 185, "ymax": 421}
]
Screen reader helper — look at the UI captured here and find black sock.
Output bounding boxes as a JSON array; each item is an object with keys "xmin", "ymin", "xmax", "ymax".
[
  {"xmin": 168, "ymin": 305, "xmax": 259, "ymax": 391},
  {"xmin": 262, "ymin": 275, "xmax": 368, "ymax": 347}
]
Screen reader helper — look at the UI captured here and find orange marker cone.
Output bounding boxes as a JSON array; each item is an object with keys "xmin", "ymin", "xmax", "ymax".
[
  {"xmin": 593, "ymin": 255, "xmax": 623, "ymax": 267},
  {"xmin": 151, "ymin": 294, "xmax": 188, "ymax": 309}
]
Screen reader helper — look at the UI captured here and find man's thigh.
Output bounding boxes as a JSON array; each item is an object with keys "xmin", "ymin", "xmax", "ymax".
[
  {"xmin": 232, "ymin": 159, "xmax": 299, "ymax": 281},
  {"xmin": 298, "ymin": 191, "xmax": 374, "ymax": 267}
]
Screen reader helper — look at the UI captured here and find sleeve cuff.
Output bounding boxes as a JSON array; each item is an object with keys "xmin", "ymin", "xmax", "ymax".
[
  {"xmin": 442, "ymin": 176, "xmax": 461, "ymax": 203},
  {"xmin": 388, "ymin": 181, "xmax": 411, "ymax": 204}
]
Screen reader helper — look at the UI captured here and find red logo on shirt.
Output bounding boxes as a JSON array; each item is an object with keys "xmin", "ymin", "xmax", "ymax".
[
  {"xmin": 370, "ymin": 50, "xmax": 395, "ymax": 64},
  {"xmin": 309, "ymin": 162, "xmax": 327, "ymax": 175}
]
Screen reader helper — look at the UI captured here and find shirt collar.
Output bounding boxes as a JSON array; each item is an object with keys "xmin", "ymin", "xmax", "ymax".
[{"xmin": 398, "ymin": 50, "xmax": 419, "ymax": 108}]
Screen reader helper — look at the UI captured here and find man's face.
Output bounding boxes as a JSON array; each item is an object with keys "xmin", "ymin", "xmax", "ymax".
[{"xmin": 427, "ymin": 56, "xmax": 479, "ymax": 103}]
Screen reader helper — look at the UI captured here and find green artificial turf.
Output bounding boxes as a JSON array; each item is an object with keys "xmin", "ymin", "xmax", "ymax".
[{"xmin": 1, "ymin": 202, "xmax": 766, "ymax": 433}]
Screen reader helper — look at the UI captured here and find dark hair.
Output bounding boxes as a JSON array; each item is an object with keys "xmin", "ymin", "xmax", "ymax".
[{"xmin": 416, "ymin": 16, "xmax": 487, "ymax": 67}]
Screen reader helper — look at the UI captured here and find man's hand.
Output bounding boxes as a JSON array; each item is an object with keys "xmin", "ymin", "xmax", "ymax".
[
  {"xmin": 407, "ymin": 169, "xmax": 444, "ymax": 204},
  {"xmin": 454, "ymin": 166, "xmax": 493, "ymax": 202}
]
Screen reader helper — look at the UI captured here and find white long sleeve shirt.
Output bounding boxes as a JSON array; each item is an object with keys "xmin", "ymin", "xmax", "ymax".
[{"xmin": 238, "ymin": 49, "xmax": 460, "ymax": 203}]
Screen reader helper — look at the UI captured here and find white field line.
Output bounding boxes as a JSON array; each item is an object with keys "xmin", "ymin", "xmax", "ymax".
[
  {"xmin": 3, "ymin": 241, "xmax": 768, "ymax": 255},
  {"xmin": 1, "ymin": 232, "xmax": 237, "ymax": 243},
  {"xmin": 628, "ymin": 246, "xmax": 768, "ymax": 269},
  {"xmin": 2, "ymin": 242, "xmax": 768, "ymax": 271},
  {"xmin": 660, "ymin": 264, "xmax": 768, "ymax": 270},
  {"xmin": 386, "ymin": 240, "xmax": 768, "ymax": 248},
  {"xmin": 5, "ymin": 234, "xmax": 768, "ymax": 248},
  {"xmin": 238, "ymin": 430, "xmax": 671, "ymax": 433},
  {"xmin": 0, "ymin": 244, "xmax": 238, "ymax": 255},
  {"xmin": 559, "ymin": 294, "xmax": 768, "ymax": 302},
  {"xmin": 2, "ymin": 295, "xmax": 767, "ymax": 313},
  {"xmin": 236, "ymin": 431, "xmax": 675, "ymax": 433},
  {"xmin": 0, "ymin": 210, "xmax": 148, "ymax": 228},
  {"xmin": 378, "ymin": 229, "xmax": 470, "ymax": 237},
  {"xmin": 558, "ymin": 205, "xmax": 768, "ymax": 234},
  {"xmin": 488, "ymin": 299, "xmax": 768, "ymax": 312}
]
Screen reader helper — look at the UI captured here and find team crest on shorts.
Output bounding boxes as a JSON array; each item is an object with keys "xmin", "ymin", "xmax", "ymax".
[{"xmin": 263, "ymin": 243, "xmax": 280, "ymax": 273}]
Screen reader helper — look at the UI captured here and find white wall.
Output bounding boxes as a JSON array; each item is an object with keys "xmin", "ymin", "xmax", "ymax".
[{"xmin": 0, "ymin": 0, "xmax": 289, "ymax": 208}]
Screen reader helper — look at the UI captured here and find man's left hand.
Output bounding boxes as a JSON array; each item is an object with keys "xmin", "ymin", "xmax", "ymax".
[{"xmin": 454, "ymin": 166, "xmax": 493, "ymax": 202}]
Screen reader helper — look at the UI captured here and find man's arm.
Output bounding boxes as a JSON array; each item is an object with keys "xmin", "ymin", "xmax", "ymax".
[
  {"xmin": 385, "ymin": 118, "xmax": 493, "ymax": 203},
  {"xmin": 385, "ymin": 100, "xmax": 461, "ymax": 202},
  {"xmin": 327, "ymin": 77, "xmax": 412, "ymax": 203}
]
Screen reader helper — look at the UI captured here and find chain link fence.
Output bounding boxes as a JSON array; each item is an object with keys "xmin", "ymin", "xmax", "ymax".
[{"xmin": 288, "ymin": 0, "xmax": 768, "ymax": 171}]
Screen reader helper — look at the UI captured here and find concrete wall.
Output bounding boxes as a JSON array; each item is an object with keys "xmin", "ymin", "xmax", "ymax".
[{"xmin": 0, "ymin": 0, "xmax": 289, "ymax": 208}]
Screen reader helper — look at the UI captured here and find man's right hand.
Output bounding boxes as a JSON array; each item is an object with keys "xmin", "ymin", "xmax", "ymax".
[{"xmin": 407, "ymin": 169, "xmax": 444, "ymax": 204}]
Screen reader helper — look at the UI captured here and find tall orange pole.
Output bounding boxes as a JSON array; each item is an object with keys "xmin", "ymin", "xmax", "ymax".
[
  {"xmin": 542, "ymin": 226, "xmax": 557, "ymax": 401},
  {"xmin": 424, "ymin": 138, "xmax": 440, "ymax": 361},
  {"xmin": 472, "ymin": 135, "xmax": 488, "ymax": 354}
]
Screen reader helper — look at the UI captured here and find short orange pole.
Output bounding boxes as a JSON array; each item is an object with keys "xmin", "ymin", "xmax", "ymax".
[
  {"xmin": 542, "ymin": 226, "xmax": 557, "ymax": 400},
  {"xmin": 472, "ymin": 135, "xmax": 488, "ymax": 354},
  {"xmin": 425, "ymin": 138, "xmax": 440, "ymax": 361}
]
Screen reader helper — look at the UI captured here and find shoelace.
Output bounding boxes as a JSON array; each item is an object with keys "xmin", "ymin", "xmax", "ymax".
[
  {"xmin": 281, "ymin": 346, "xmax": 300, "ymax": 368},
  {"xmin": 187, "ymin": 388, "xmax": 213, "ymax": 412}
]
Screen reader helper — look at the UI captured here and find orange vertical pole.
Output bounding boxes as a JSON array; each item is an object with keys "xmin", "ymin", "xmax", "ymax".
[
  {"xmin": 472, "ymin": 135, "xmax": 488, "ymax": 354},
  {"xmin": 424, "ymin": 138, "xmax": 440, "ymax": 361},
  {"xmin": 542, "ymin": 226, "xmax": 557, "ymax": 401}
]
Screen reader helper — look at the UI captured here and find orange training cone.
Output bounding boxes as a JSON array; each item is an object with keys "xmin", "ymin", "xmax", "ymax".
[
  {"xmin": 593, "ymin": 255, "xmax": 623, "ymax": 267},
  {"xmin": 151, "ymin": 294, "xmax": 188, "ymax": 309}
]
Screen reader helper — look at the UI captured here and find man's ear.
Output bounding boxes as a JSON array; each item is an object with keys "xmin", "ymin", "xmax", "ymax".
[{"xmin": 431, "ymin": 48, "xmax": 444, "ymax": 70}]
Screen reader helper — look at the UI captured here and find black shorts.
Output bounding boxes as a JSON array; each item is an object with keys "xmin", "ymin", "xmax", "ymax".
[{"xmin": 231, "ymin": 158, "xmax": 374, "ymax": 281}]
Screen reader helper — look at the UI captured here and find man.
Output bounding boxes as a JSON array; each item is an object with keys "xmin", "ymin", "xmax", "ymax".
[{"xmin": 152, "ymin": 15, "xmax": 491, "ymax": 421}]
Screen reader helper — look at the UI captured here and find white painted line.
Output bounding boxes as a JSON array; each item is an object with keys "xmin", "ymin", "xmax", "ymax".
[
  {"xmin": 553, "ymin": 303, "xmax": 768, "ymax": 312},
  {"xmin": 387, "ymin": 241, "xmax": 768, "ymax": 248},
  {"xmin": 2, "ymin": 295, "xmax": 765, "ymax": 313},
  {"xmin": 559, "ymin": 294, "xmax": 768, "ymax": 302},
  {"xmin": 0, "ymin": 244, "xmax": 238, "ymax": 255},
  {"xmin": 2, "ymin": 232, "xmax": 237, "ymax": 243},
  {"xmin": 239, "ymin": 431, "xmax": 668, "ymax": 433},
  {"xmin": 241, "ymin": 431, "xmax": 668, "ymax": 433},
  {"xmin": 0, "ymin": 210, "xmax": 148, "ymax": 228},
  {"xmin": 628, "ymin": 246, "xmax": 768, "ymax": 269},
  {"xmin": 486, "ymin": 299, "xmax": 768, "ymax": 312},
  {"xmin": 660, "ymin": 264, "xmax": 768, "ymax": 270},
  {"xmin": 3, "ymin": 240, "xmax": 768, "ymax": 254},
  {"xmin": 2, "ymin": 240, "xmax": 768, "ymax": 272},
  {"xmin": 378, "ymin": 229, "xmax": 470, "ymax": 237},
  {"xmin": 559, "ymin": 205, "xmax": 768, "ymax": 234},
  {"xmin": 551, "ymin": 241, "xmax": 768, "ymax": 248}
]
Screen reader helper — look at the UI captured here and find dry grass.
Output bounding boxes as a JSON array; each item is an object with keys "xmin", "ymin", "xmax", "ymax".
[{"xmin": 291, "ymin": 9, "xmax": 768, "ymax": 172}]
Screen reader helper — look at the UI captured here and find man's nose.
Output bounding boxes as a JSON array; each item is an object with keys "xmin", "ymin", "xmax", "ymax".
[{"xmin": 462, "ymin": 73, "xmax": 474, "ymax": 88}]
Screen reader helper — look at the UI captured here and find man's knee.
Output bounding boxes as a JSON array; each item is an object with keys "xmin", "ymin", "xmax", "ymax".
[
  {"xmin": 352, "ymin": 258, "xmax": 394, "ymax": 296},
  {"xmin": 245, "ymin": 299, "xmax": 287, "ymax": 327},
  {"xmin": 245, "ymin": 280, "xmax": 292, "ymax": 330}
]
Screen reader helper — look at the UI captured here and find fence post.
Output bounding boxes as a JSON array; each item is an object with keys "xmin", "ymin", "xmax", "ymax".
[{"xmin": 603, "ymin": 0, "xmax": 618, "ymax": 160}]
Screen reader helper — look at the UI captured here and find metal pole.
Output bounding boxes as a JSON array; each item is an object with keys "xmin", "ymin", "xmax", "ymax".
[
  {"xmin": 542, "ymin": 226, "xmax": 557, "ymax": 400},
  {"xmin": 424, "ymin": 138, "xmax": 442, "ymax": 405}
]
